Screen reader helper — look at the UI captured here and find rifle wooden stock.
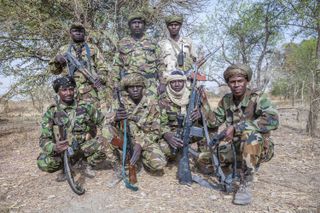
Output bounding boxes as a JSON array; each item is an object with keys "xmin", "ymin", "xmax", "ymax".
[{"xmin": 110, "ymin": 125, "xmax": 137, "ymax": 184}]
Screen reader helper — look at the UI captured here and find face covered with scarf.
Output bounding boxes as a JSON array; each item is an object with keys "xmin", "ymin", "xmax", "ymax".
[{"xmin": 166, "ymin": 71, "xmax": 190, "ymax": 114}]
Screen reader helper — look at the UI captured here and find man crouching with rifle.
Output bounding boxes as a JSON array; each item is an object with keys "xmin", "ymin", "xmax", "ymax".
[
  {"xmin": 101, "ymin": 73, "xmax": 167, "ymax": 190},
  {"xmin": 37, "ymin": 77, "xmax": 107, "ymax": 194},
  {"xmin": 159, "ymin": 70, "xmax": 214, "ymax": 184},
  {"xmin": 203, "ymin": 64, "xmax": 279, "ymax": 205}
]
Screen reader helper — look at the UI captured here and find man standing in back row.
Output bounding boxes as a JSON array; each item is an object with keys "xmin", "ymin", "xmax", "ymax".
[
  {"xmin": 113, "ymin": 12, "xmax": 164, "ymax": 96},
  {"xmin": 48, "ymin": 23, "xmax": 112, "ymax": 108},
  {"xmin": 159, "ymin": 15, "xmax": 198, "ymax": 79}
]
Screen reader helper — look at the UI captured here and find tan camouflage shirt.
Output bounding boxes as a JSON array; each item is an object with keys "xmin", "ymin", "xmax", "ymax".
[{"xmin": 159, "ymin": 36, "xmax": 197, "ymax": 78}]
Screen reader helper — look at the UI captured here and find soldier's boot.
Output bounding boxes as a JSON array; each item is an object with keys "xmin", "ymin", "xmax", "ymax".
[
  {"xmin": 233, "ymin": 176, "xmax": 253, "ymax": 205},
  {"xmin": 106, "ymin": 161, "xmax": 123, "ymax": 188},
  {"xmin": 55, "ymin": 170, "xmax": 67, "ymax": 182},
  {"xmin": 84, "ymin": 164, "xmax": 96, "ymax": 178}
]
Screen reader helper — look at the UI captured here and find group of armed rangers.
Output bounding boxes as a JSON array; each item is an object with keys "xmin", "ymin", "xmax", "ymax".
[{"xmin": 36, "ymin": 12, "xmax": 279, "ymax": 206}]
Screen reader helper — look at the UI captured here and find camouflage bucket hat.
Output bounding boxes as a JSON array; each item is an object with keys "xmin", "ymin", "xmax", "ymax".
[
  {"xmin": 121, "ymin": 73, "xmax": 146, "ymax": 90},
  {"xmin": 223, "ymin": 63, "xmax": 252, "ymax": 82},
  {"xmin": 69, "ymin": 22, "xmax": 85, "ymax": 32},
  {"xmin": 128, "ymin": 11, "xmax": 146, "ymax": 24},
  {"xmin": 53, "ymin": 76, "xmax": 76, "ymax": 93},
  {"xmin": 165, "ymin": 14, "xmax": 183, "ymax": 26}
]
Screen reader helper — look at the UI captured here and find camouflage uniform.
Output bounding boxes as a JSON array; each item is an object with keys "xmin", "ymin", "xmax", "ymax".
[
  {"xmin": 159, "ymin": 72, "xmax": 213, "ymax": 172},
  {"xmin": 113, "ymin": 34, "xmax": 164, "ymax": 96},
  {"xmin": 159, "ymin": 15, "xmax": 197, "ymax": 79},
  {"xmin": 37, "ymin": 100, "xmax": 106, "ymax": 172},
  {"xmin": 48, "ymin": 37, "xmax": 112, "ymax": 107},
  {"xmin": 205, "ymin": 88, "xmax": 279, "ymax": 175},
  {"xmin": 102, "ymin": 75, "xmax": 167, "ymax": 172}
]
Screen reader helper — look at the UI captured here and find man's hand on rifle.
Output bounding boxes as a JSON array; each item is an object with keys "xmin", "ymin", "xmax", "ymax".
[
  {"xmin": 191, "ymin": 107, "xmax": 201, "ymax": 122},
  {"xmin": 55, "ymin": 55, "xmax": 67, "ymax": 67},
  {"xmin": 224, "ymin": 125, "xmax": 235, "ymax": 143},
  {"xmin": 164, "ymin": 132, "xmax": 183, "ymax": 149},
  {"xmin": 54, "ymin": 139, "xmax": 69, "ymax": 153},
  {"xmin": 130, "ymin": 143, "xmax": 142, "ymax": 165},
  {"xmin": 115, "ymin": 107, "xmax": 128, "ymax": 122},
  {"xmin": 157, "ymin": 83, "xmax": 166, "ymax": 95}
]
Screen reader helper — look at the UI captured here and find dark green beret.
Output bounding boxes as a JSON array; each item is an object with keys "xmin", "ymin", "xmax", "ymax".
[
  {"xmin": 53, "ymin": 76, "xmax": 76, "ymax": 93},
  {"xmin": 165, "ymin": 15, "xmax": 183, "ymax": 25}
]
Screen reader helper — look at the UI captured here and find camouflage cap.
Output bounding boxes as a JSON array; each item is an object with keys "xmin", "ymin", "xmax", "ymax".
[
  {"xmin": 69, "ymin": 22, "xmax": 85, "ymax": 31},
  {"xmin": 128, "ymin": 11, "xmax": 146, "ymax": 24},
  {"xmin": 52, "ymin": 76, "xmax": 76, "ymax": 93},
  {"xmin": 165, "ymin": 15, "xmax": 183, "ymax": 26},
  {"xmin": 223, "ymin": 63, "xmax": 252, "ymax": 82},
  {"xmin": 121, "ymin": 73, "xmax": 146, "ymax": 89}
]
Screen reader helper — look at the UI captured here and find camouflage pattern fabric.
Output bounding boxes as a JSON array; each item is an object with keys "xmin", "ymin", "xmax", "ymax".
[
  {"xmin": 159, "ymin": 88, "xmax": 212, "ymax": 166},
  {"xmin": 205, "ymin": 88, "xmax": 279, "ymax": 174},
  {"xmin": 48, "ymin": 42, "xmax": 112, "ymax": 108},
  {"xmin": 223, "ymin": 63, "xmax": 253, "ymax": 82},
  {"xmin": 113, "ymin": 35, "xmax": 164, "ymax": 96},
  {"xmin": 102, "ymin": 92, "xmax": 167, "ymax": 172},
  {"xmin": 37, "ymin": 100, "xmax": 106, "ymax": 172},
  {"xmin": 159, "ymin": 36, "xmax": 197, "ymax": 78},
  {"xmin": 164, "ymin": 15, "xmax": 184, "ymax": 25}
]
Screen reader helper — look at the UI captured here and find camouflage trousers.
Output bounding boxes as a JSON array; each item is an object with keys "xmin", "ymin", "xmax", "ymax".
[
  {"xmin": 218, "ymin": 129, "xmax": 274, "ymax": 176},
  {"xmin": 159, "ymin": 138, "xmax": 213, "ymax": 174},
  {"xmin": 37, "ymin": 138, "xmax": 106, "ymax": 173}
]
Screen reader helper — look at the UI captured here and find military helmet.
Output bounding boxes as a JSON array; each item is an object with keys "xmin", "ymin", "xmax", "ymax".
[
  {"xmin": 52, "ymin": 76, "xmax": 76, "ymax": 93},
  {"xmin": 120, "ymin": 73, "xmax": 146, "ymax": 90},
  {"xmin": 223, "ymin": 63, "xmax": 252, "ymax": 82}
]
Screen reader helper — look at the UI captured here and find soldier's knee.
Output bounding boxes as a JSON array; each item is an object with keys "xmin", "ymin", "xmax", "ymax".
[
  {"xmin": 143, "ymin": 153, "xmax": 167, "ymax": 172},
  {"xmin": 37, "ymin": 153, "xmax": 61, "ymax": 173}
]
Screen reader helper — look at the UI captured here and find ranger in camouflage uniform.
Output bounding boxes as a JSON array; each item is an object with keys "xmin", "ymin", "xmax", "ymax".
[
  {"xmin": 102, "ymin": 73, "xmax": 167, "ymax": 174},
  {"xmin": 113, "ymin": 12, "xmax": 164, "ymax": 96},
  {"xmin": 159, "ymin": 70, "xmax": 212, "ymax": 173},
  {"xmin": 37, "ymin": 77, "xmax": 106, "ymax": 181},
  {"xmin": 159, "ymin": 15, "xmax": 198, "ymax": 79},
  {"xmin": 48, "ymin": 23, "xmax": 112, "ymax": 108},
  {"xmin": 204, "ymin": 64, "xmax": 279, "ymax": 205}
]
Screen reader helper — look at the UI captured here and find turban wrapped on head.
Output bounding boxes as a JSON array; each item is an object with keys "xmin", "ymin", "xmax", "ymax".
[
  {"xmin": 223, "ymin": 63, "xmax": 252, "ymax": 82},
  {"xmin": 120, "ymin": 73, "xmax": 146, "ymax": 90}
]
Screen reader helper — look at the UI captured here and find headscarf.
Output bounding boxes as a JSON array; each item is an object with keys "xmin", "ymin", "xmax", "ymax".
[
  {"xmin": 223, "ymin": 63, "xmax": 252, "ymax": 82},
  {"xmin": 166, "ymin": 70, "xmax": 190, "ymax": 114}
]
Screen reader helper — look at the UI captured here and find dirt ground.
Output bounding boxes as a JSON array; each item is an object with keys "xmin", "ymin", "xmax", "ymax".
[{"xmin": 0, "ymin": 100, "xmax": 319, "ymax": 213}]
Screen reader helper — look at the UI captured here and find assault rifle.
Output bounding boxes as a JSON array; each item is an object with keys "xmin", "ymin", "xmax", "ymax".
[
  {"xmin": 177, "ymin": 62, "xmax": 200, "ymax": 185},
  {"xmin": 57, "ymin": 122, "xmax": 85, "ymax": 195},
  {"xmin": 111, "ymin": 87, "xmax": 138, "ymax": 187},
  {"xmin": 63, "ymin": 52, "xmax": 105, "ymax": 91}
]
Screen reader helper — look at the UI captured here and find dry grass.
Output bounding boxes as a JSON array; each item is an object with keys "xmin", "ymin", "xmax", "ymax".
[{"xmin": 0, "ymin": 99, "xmax": 319, "ymax": 212}]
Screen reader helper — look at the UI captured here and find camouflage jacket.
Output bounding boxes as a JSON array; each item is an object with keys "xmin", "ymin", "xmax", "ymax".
[
  {"xmin": 159, "ymin": 89, "xmax": 211, "ymax": 137},
  {"xmin": 113, "ymin": 35, "xmax": 164, "ymax": 84},
  {"xmin": 48, "ymin": 42, "xmax": 112, "ymax": 102},
  {"xmin": 104, "ymin": 92, "xmax": 161, "ymax": 148},
  {"xmin": 159, "ymin": 36, "xmax": 197, "ymax": 77},
  {"xmin": 205, "ymin": 89, "xmax": 279, "ymax": 135},
  {"xmin": 39, "ymin": 100, "xmax": 104, "ymax": 156}
]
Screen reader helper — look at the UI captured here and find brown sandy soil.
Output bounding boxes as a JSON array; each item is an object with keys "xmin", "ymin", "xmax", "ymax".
[{"xmin": 0, "ymin": 101, "xmax": 319, "ymax": 213}]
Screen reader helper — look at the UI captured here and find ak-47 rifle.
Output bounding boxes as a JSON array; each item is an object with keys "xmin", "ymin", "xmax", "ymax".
[
  {"xmin": 63, "ymin": 52, "xmax": 105, "ymax": 91},
  {"xmin": 185, "ymin": 46, "xmax": 221, "ymax": 80},
  {"xmin": 111, "ymin": 87, "xmax": 137, "ymax": 186},
  {"xmin": 177, "ymin": 62, "xmax": 201, "ymax": 185},
  {"xmin": 56, "ymin": 121, "xmax": 85, "ymax": 195}
]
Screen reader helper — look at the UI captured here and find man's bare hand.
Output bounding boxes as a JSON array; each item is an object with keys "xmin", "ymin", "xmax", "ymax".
[
  {"xmin": 54, "ymin": 139, "xmax": 69, "ymax": 153},
  {"xmin": 115, "ymin": 107, "xmax": 128, "ymax": 122},
  {"xmin": 55, "ymin": 55, "xmax": 67, "ymax": 67},
  {"xmin": 164, "ymin": 132, "xmax": 183, "ymax": 149},
  {"xmin": 225, "ymin": 126, "xmax": 235, "ymax": 142}
]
